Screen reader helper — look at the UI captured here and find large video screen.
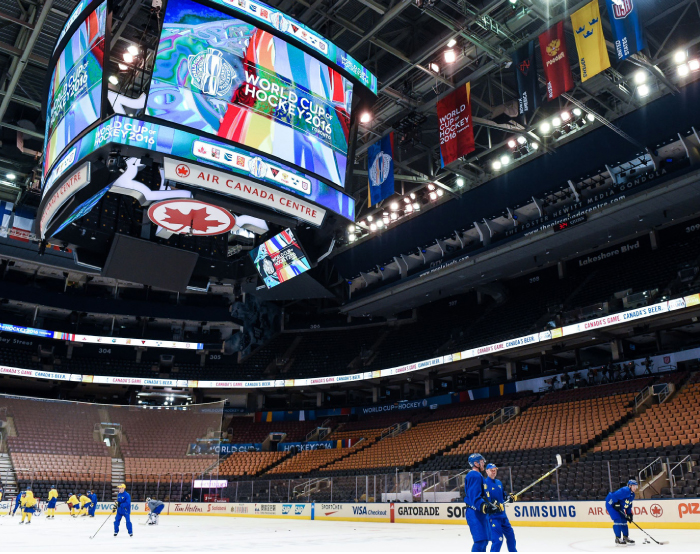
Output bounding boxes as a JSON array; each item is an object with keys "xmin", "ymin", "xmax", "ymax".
[
  {"xmin": 249, "ymin": 228, "xmax": 310, "ymax": 288},
  {"xmin": 44, "ymin": 1, "xmax": 106, "ymax": 177},
  {"xmin": 145, "ymin": 0, "xmax": 353, "ymax": 188}
]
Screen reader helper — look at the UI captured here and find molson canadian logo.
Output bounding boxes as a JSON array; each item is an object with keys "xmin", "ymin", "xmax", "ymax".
[{"xmin": 188, "ymin": 48, "xmax": 236, "ymax": 98}]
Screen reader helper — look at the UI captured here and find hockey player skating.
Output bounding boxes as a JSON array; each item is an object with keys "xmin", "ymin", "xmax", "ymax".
[
  {"xmin": 465, "ymin": 453, "xmax": 504, "ymax": 552},
  {"xmin": 12, "ymin": 491, "xmax": 25, "ymax": 516},
  {"xmin": 88, "ymin": 490, "xmax": 98, "ymax": 517},
  {"xmin": 67, "ymin": 492, "xmax": 80, "ymax": 517},
  {"xmin": 113, "ymin": 483, "xmax": 133, "ymax": 537},
  {"xmin": 46, "ymin": 485, "xmax": 58, "ymax": 518},
  {"xmin": 19, "ymin": 486, "xmax": 37, "ymax": 524},
  {"xmin": 606, "ymin": 479, "xmax": 638, "ymax": 546},
  {"xmin": 484, "ymin": 464, "xmax": 517, "ymax": 552},
  {"xmin": 145, "ymin": 498, "xmax": 165, "ymax": 525}
]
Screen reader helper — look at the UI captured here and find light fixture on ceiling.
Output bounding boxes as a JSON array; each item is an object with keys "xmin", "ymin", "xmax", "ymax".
[
  {"xmin": 552, "ymin": 116, "xmax": 562, "ymax": 127},
  {"xmin": 539, "ymin": 121, "xmax": 551, "ymax": 135},
  {"xmin": 572, "ymin": 108, "xmax": 582, "ymax": 117},
  {"xmin": 516, "ymin": 136, "xmax": 527, "ymax": 145},
  {"xmin": 108, "ymin": 75, "xmax": 119, "ymax": 85},
  {"xmin": 492, "ymin": 160, "xmax": 502, "ymax": 171},
  {"xmin": 127, "ymin": 45, "xmax": 139, "ymax": 56},
  {"xmin": 560, "ymin": 111, "xmax": 571, "ymax": 122},
  {"xmin": 348, "ymin": 233, "xmax": 356, "ymax": 242},
  {"xmin": 633, "ymin": 70, "xmax": 647, "ymax": 85},
  {"xmin": 507, "ymin": 139, "xmax": 517, "ymax": 149},
  {"xmin": 500, "ymin": 155, "xmax": 511, "ymax": 166},
  {"xmin": 690, "ymin": 59, "xmax": 700, "ymax": 71},
  {"xmin": 436, "ymin": 188, "xmax": 444, "ymax": 197},
  {"xmin": 530, "ymin": 142, "xmax": 539, "ymax": 151},
  {"xmin": 674, "ymin": 50, "xmax": 687, "ymax": 64},
  {"xmin": 637, "ymin": 84, "xmax": 650, "ymax": 98},
  {"xmin": 390, "ymin": 202, "xmax": 399, "ymax": 210},
  {"xmin": 118, "ymin": 63, "xmax": 128, "ymax": 70},
  {"xmin": 429, "ymin": 62, "xmax": 440, "ymax": 73},
  {"xmin": 444, "ymin": 49, "xmax": 456, "ymax": 64},
  {"xmin": 123, "ymin": 52, "xmax": 134, "ymax": 63},
  {"xmin": 360, "ymin": 112, "xmax": 372, "ymax": 123},
  {"xmin": 429, "ymin": 191, "xmax": 437, "ymax": 200},
  {"xmin": 586, "ymin": 113, "xmax": 595, "ymax": 122},
  {"xmin": 456, "ymin": 177, "xmax": 465, "ymax": 187},
  {"xmin": 678, "ymin": 64, "xmax": 690, "ymax": 77}
]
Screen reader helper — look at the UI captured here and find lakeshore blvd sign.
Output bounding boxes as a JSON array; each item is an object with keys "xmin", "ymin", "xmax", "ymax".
[{"xmin": 163, "ymin": 158, "xmax": 326, "ymax": 226}]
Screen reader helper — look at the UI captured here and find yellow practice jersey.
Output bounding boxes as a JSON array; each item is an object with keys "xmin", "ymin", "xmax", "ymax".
[
  {"xmin": 21, "ymin": 491, "xmax": 37, "ymax": 507},
  {"xmin": 80, "ymin": 495, "xmax": 90, "ymax": 505},
  {"xmin": 68, "ymin": 495, "xmax": 79, "ymax": 505},
  {"xmin": 0, "ymin": 491, "xmax": 3, "ymax": 501},
  {"xmin": 48, "ymin": 489, "xmax": 58, "ymax": 500}
]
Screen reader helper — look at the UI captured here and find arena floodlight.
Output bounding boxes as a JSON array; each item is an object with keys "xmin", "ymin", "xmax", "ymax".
[
  {"xmin": 456, "ymin": 177, "xmax": 465, "ymax": 187},
  {"xmin": 412, "ymin": 202, "xmax": 420, "ymax": 210},
  {"xmin": 108, "ymin": 75, "xmax": 119, "ymax": 85},
  {"xmin": 390, "ymin": 202, "xmax": 399, "ymax": 210},
  {"xmin": 674, "ymin": 50, "xmax": 687, "ymax": 64},
  {"xmin": 444, "ymin": 49, "xmax": 456, "ymax": 64},
  {"xmin": 367, "ymin": 215, "xmax": 373, "ymax": 222},
  {"xmin": 552, "ymin": 116, "xmax": 562, "ymax": 127},
  {"xmin": 429, "ymin": 191, "xmax": 437, "ymax": 200},
  {"xmin": 376, "ymin": 220, "xmax": 384, "ymax": 228},
  {"xmin": 370, "ymin": 223, "xmax": 377, "ymax": 231},
  {"xmin": 409, "ymin": 192, "xmax": 416, "ymax": 200},
  {"xmin": 516, "ymin": 136, "xmax": 527, "ymax": 145},
  {"xmin": 586, "ymin": 113, "xmax": 595, "ymax": 122},
  {"xmin": 118, "ymin": 63, "xmax": 128, "ymax": 70},
  {"xmin": 560, "ymin": 111, "xmax": 571, "ymax": 122},
  {"xmin": 530, "ymin": 142, "xmax": 539, "ymax": 151},
  {"xmin": 360, "ymin": 112, "xmax": 372, "ymax": 123},
  {"xmin": 348, "ymin": 224, "xmax": 355, "ymax": 232},
  {"xmin": 348, "ymin": 233, "xmax": 356, "ymax": 241},
  {"xmin": 572, "ymin": 108, "xmax": 582, "ymax": 117},
  {"xmin": 390, "ymin": 212, "xmax": 398, "ymax": 220},
  {"xmin": 677, "ymin": 64, "xmax": 689, "ymax": 77},
  {"xmin": 637, "ymin": 84, "xmax": 650, "ymax": 98},
  {"xmin": 127, "ymin": 45, "xmax": 139, "ymax": 56},
  {"xmin": 123, "ymin": 52, "xmax": 134, "ymax": 63},
  {"xmin": 429, "ymin": 62, "xmax": 440, "ymax": 73},
  {"xmin": 500, "ymin": 155, "xmax": 510, "ymax": 166},
  {"xmin": 492, "ymin": 160, "xmax": 502, "ymax": 171},
  {"xmin": 633, "ymin": 70, "xmax": 647, "ymax": 84},
  {"xmin": 507, "ymin": 139, "xmax": 517, "ymax": 149},
  {"xmin": 539, "ymin": 121, "xmax": 551, "ymax": 135},
  {"xmin": 7, "ymin": 173, "xmax": 15, "ymax": 180},
  {"xmin": 427, "ymin": 183, "xmax": 436, "ymax": 191},
  {"xmin": 447, "ymin": 38, "xmax": 457, "ymax": 48},
  {"xmin": 689, "ymin": 59, "xmax": 700, "ymax": 71}
]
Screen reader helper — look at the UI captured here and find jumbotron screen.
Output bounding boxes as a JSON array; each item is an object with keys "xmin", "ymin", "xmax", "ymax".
[
  {"xmin": 44, "ymin": 1, "xmax": 106, "ymax": 177},
  {"xmin": 145, "ymin": 0, "xmax": 353, "ymax": 188},
  {"xmin": 249, "ymin": 228, "xmax": 310, "ymax": 288}
]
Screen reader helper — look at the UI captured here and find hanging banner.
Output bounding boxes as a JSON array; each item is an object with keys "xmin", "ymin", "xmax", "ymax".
[
  {"xmin": 538, "ymin": 21, "xmax": 574, "ymax": 101},
  {"xmin": 571, "ymin": 0, "xmax": 611, "ymax": 82},
  {"xmin": 437, "ymin": 83, "xmax": 474, "ymax": 167},
  {"xmin": 512, "ymin": 41, "xmax": 540, "ymax": 115},
  {"xmin": 604, "ymin": 0, "xmax": 645, "ymax": 61},
  {"xmin": 367, "ymin": 133, "xmax": 395, "ymax": 207}
]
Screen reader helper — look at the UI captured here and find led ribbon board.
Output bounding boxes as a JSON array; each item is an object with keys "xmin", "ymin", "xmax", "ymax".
[
  {"xmin": 209, "ymin": 0, "xmax": 377, "ymax": 95},
  {"xmin": 145, "ymin": 0, "xmax": 353, "ymax": 189},
  {"xmin": 40, "ymin": 116, "xmax": 354, "ymax": 231},
  {"xmin": 44, "ymin": 1, "xmax": 106, "ymax": 178}
]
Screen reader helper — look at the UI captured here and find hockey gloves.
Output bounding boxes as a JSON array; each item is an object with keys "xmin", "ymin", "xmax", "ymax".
[
  {"xmin": 626, "ymin": 512, "xmax": 633, "ymax": 522},
  {"xmin": 481, "ymin": 501, "xmax": 504, "ymax": 515},
  {"xmin": 507, "ymin": 493, "xmax": 517, "ymax": 503}
]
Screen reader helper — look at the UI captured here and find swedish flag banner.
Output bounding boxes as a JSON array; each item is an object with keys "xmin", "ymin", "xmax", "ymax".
[{"xmin": 571, "ymin": 0, "xmax": 611, "ymax": 82}]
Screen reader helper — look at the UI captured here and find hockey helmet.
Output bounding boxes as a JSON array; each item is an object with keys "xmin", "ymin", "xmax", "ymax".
[
  {"xmin": 146, "ymin": 497, "xmax": 152, "ymax": 502},
  {"xmin": 485, "ymin": 463, "xmax": 498, "ymax": 470},
  {"xmin": 628, "ymin": 479, "xmax": 639, "ymax": 487},
  {"xmin": 468, "ymin": 453, "xmax": 486, "ymax": 467}
]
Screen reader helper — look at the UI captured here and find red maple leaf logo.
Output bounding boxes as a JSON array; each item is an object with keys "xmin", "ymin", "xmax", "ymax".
[
  {"xmin": 162, "ymin": 207, "xmax": 223, "ymax": 233},
  {"xmin": 176, "ymin": 164, "xmax": 190, "ymax": 177},
  {"xmin": 650, "ymin": 504, "xmax": 663, "ymax": 517}
]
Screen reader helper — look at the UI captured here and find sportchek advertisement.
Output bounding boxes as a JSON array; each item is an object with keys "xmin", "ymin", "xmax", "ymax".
[
  {"xmin": 2, "ymin": 501, "xmax": 694, "ymax": 528},
  {"xmin": 146, "ymin": 0, "xmax": 353, "ymax": 188}
]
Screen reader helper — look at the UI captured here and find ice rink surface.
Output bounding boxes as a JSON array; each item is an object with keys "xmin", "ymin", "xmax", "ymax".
[{"xmin": 1, "ymin": 514, "xmax": 697, "ymax": 552}]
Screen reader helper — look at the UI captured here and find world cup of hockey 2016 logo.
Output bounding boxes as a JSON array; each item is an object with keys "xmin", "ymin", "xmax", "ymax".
[
  {"xmin": 188, "ymin": 48, "xmax": 236, "ymax": 98},
  {"xmin": 263, "ymin": 258, "xmax": 275, "ymax": 276},
  {"xmin": 248, "ymin": 157, "xmax": 268, "ymax": 179},
  {"xmin": 270, "ymin": 12, "xmax": 289, "ymax": 32},
  {"xmin": 369, "ymin": 152, "xmax": 392, "ymax": 189}
]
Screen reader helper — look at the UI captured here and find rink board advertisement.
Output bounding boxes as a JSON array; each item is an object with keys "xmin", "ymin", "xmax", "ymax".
[{"xmin": 3, "ymin": 501, "xmax": 697, "ymax": 528}]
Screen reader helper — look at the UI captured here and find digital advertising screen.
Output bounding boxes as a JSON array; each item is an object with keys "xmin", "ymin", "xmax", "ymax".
[
  {"xmin": 145, "ymin": 0, "xmax": 353, "ymax": 188},
  {"xmin": 53, "ymin": 0, "xmax": 90, "ymax": 54},
  {"xmin": 249, "ymin": 228, "xmax": 310, "ymax": 288},
  {"xmin": 44, "ymin": 1, "xmax": 106, "ymax": 177}
]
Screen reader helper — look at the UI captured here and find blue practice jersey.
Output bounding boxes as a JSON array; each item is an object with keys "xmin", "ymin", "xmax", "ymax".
[
  {"xmin": 485, "ymin": 477, "xmax": 508, "ymax": 519},
  {"xmin": 464, "ymin": 469, "xmax": 487, "ymax": 512},
  {"xmin": 606, "ymin": 486, "xmax": 635, "ymax": 515},
  {"xmin": 116, "ymin": 491, "xmax": 131, "ymax": 514}
]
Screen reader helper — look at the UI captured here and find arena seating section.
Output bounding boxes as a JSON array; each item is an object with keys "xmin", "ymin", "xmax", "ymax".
[
  {"xmin": 1, "ymin": 222, "xmax": 700, "ymax": 383},
  {"xmin": 0, "ymin": 397, "xmax": 112, "ymax": 501}
]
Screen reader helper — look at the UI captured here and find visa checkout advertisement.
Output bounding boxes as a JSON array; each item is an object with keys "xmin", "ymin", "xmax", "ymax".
[
  {"xmin": 44, "ymin": 1, "xmax": 106, "ymax": 178},
  {"xmin": 145, "ymin": 0, "xmax": 354, "ymax": 189}
]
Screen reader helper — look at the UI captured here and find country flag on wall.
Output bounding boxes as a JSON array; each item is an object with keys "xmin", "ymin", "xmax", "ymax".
[
  {"xmin": 605, "ymin": 0, "xmax": 645, "ymax": 61},
  {"xmin": 367, "ymin": 133, "xmax": 395, "ymax": 207},
  {"xmin": 10, "ymin": 206, "xmax": 35, "ymax": 242},
  {"xmin": 571, "ymin": 0, "xmax": 611, "ymax": 82},
  {"xmin": 0, "ymin": 201, "xmax": 13, "ymax": 237},
  {"xmin": 512, "ymin": 40, "xmax": 540, "ymax": 115},
  {"xmin": 539, "ymin": 21, "xmax": 574, "ymax": 101}
]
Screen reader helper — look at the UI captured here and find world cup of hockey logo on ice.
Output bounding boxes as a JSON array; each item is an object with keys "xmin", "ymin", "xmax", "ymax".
[
  {"xmin": 369, "ymin": 152, "xmax": 392, "ymax": 189},
  {"xmin": 188, "ymin": 48, "xmax": 236, "ymax": 98}
]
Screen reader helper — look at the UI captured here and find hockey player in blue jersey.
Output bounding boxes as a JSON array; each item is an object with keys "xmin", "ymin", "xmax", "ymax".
[
  {"xmin": 88, "ymin": 490, "xmax": 98, "ymax": 517},
  {"xmin": 12, "ymin": 491, "xmax": 25, "ymax": 515},
  {"xmin": 113, "ymin": 483, "xmax": 133, "ymax": 537},
  {"xmin": 605, "ymin": 479, "xmax": 638, "ymax": 546},
  {"xmin": 465, "ymin": 453, "xmax": 503, "ymax": 552},
  {"xmin": 484, "ymin": 464, "xmax": 517, "ymax": 552}
]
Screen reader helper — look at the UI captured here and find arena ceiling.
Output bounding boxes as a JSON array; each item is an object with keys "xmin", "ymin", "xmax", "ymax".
[{"xmin": 0, "ymin": 0, "xmax": 698, "ymax": 255}]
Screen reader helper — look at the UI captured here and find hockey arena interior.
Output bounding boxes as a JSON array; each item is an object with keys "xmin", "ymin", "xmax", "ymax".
[{"xmin": 1, "ymin": 0, "xmax": 700, "ymax": 551}]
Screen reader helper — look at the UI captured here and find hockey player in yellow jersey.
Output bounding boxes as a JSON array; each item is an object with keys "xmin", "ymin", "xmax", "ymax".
[
  {"xmin": 46, "ymin": 485, "xmax": 58, "ymax": 518},
  {"xmin": 0, "ymin": 485, "xmax": 3, "ymax": 502},
  {"xmin": 68, "ymin": 492, "xmax": 80, "ymax": 517},
  {"xmin": 19, "ymin": 486, "xmax": 37, "ymax": 524},
  {"xmin": 79, "ymin": 493, "xmax": 91, "ymax": 516}
]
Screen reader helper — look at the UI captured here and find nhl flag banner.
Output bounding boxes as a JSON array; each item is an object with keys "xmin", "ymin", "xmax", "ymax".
[
  {"xmin": 367, "ymin": 133, "xmax": 395, "ymax": 207},
  {"xmin": 571, "ymin": 0, "xmax": 611, "ymax": 82},
  {"xmin": 605, "ymin": 0, "xmax": 645, "ymax": 61},
  {"xmin": 437, "ymin": 83, "xmax": 475, "ymax": 167},
  {"xmin": 539, "ymin": 21, "xmax": 574, "ymax": 101},
  {"xmin": 512, "ymin": 41, "xmax": 540, "ymax": 115}
]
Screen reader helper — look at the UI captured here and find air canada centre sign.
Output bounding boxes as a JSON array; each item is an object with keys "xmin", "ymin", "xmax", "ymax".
[{"xmin": 164, "ymin": 158, "xmax": 326, "ymax": 226}]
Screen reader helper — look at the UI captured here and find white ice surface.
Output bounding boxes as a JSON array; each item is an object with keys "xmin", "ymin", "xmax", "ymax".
[{"xmin": 0, "ymin": 514, "xmax": 697, "ymax": 552}]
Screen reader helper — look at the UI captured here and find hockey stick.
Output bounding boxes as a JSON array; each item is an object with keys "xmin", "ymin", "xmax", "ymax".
[
  {"xmin": 630, "ymin": 519, "xmax": 669, "ymax": 545},
  {"xmin": 505, "ymin": 454, "xmax": 563, "ymax": 503},
  {"xmin": 89, "ymin": 511, "xmax": 114, "ymax": 540}
]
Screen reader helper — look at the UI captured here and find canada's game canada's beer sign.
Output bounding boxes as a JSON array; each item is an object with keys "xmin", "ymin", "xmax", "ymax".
[{"xmin": 437, "ymin": 83, "xmax": 475, "ymax": 167}]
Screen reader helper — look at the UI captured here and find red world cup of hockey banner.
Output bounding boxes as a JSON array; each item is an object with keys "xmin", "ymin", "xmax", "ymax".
[
  {"xmin": 437, "ymin": 83, "xmax": 474, "ymax": 167},
  {"xmin": 539, "ymin": 21, "xmax": 574, "ymax": 101}
]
